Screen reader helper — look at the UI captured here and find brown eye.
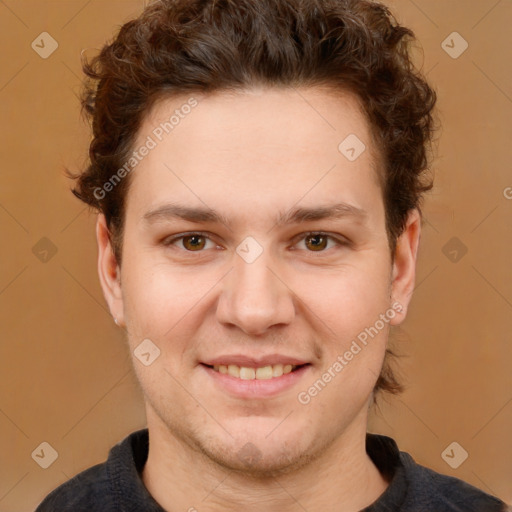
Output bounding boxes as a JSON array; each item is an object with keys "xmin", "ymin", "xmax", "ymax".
[
  {"xmin": 294, "ymin": 232, "xmax": 349, "ymax": 253},
  {"xmin": 163, "ymin": 232, "xmax": 217, "ymax": 252},
  {"xmin": 304, "ymin": 234, "xmax": 328, "ymax": 251},
  {"xmin": 182, "ymin": 235, "xmax": 207, "ymax": 251}
]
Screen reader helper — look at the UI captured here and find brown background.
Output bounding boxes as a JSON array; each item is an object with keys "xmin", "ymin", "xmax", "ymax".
[{"xmin": 0, "ymin": 0, "xmax": 511, "ymax": 510}]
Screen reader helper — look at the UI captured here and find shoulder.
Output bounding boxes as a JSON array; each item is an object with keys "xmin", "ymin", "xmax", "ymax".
[
  {"xmin": 399, "ymin": 450, "xmax": 509, "ymax": 512},
  {"xmin": 35, "ymin": 429, "xmax": 150, "ymax": 512},
  {"xmin": 34, "ymin": 461, "xmax": 113, "ymax": 511}
]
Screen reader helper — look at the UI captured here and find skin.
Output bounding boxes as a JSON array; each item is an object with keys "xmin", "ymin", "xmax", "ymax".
[{"xmin": 97, "ymin": 87, "xmax": 421, "ymax": 512}]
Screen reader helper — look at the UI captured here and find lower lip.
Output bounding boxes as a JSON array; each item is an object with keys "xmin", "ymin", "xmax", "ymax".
[{"xmin": 200, "ymin": 364, "xmax": 311, "ymax": 399}]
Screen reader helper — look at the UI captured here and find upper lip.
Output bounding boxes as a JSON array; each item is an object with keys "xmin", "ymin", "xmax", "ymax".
[{"xmin": 201, "ymin": 354, "xmax": 310, "ymax": 367}]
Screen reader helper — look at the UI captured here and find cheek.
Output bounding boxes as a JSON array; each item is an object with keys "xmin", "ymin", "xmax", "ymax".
[
  {"xmin": 291, "ymin": 258, "xmax": 392, "ymax": 397},
  {"xmin": 291, "ymin": 260, "xmax": 391, "ymax": 335},
  {"xmin": 121, "ymin": 256, "xmax": 218, "ymax": 339}
]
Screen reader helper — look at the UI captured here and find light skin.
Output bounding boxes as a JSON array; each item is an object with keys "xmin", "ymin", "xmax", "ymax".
[{"xmin": 97, "ymin": 87, "xmax": 421, "ymax": 511}]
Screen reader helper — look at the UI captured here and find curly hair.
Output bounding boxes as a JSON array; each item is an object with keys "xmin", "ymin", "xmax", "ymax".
[{"xmin": 71, "ymin": 0, "xmax": 437, "ymax": 399}]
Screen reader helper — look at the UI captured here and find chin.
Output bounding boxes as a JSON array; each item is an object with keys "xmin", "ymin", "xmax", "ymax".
[
  {"xmin": 201, "ymin": 442, "xmax": 310, "ymax": 478},
  {"xmin": 192, "ymin": 426, "xmax": 323, "ymax": 479}
]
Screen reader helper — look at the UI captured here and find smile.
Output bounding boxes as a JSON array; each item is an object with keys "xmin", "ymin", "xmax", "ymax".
[
  {"xmin": 201, "ymin": 362, "xmax": 311, "ymax": 398},
  {"xmin": 209, "ymin": 363, "xmax": 299, "ymax": 380}
]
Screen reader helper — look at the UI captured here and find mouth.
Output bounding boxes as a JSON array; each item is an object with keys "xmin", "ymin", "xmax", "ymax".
[
  {"xmin": 199, "ymin": 359, "xmax": 312, "ymax": 398},
  {"xmin": 202, "ymin": 363, "xmax": 309, "ymax": 380}
]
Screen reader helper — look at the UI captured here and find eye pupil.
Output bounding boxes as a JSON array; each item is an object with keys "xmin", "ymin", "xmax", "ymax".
[
  {"xmin": 306, "ymin": 234, "xmax": 327, "ymax": 251},
  {"xmin": 183, "ymin": 235, "xmax": 205, "ymax": 251}
]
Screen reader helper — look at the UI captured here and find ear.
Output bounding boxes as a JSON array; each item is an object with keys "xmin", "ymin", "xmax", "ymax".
[
  {"xmin": 389, "ymin": 208, "xmax": 421, "ymax": 326},
  {"xmin": 96, "ymin": 214, "xmax": 125, "ymax": 326}
]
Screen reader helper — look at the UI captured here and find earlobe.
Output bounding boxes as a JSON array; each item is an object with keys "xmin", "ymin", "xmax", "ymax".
[
  {"xmin": 96, "ymin": 214, "xmax": 125, "ymax": 326},
  {"xmin": 389, "ymin": 209, "xmax": 421, "ymax": 326}
]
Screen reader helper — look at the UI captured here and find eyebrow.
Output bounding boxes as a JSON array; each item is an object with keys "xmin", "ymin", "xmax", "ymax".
[{"xmin": 142, "ymin": 202, "xmax": 368, "ymax": 228}]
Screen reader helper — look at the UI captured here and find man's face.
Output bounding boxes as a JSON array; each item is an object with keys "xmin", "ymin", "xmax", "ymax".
[{"xmin": 99, "ymin": 87, "xmax": 418, "ymax": 475}]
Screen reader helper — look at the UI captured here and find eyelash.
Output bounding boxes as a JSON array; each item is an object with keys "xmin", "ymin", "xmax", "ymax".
[{"xmin": 162, "ymin": 231, "xmax": 350, "ymax": 254}]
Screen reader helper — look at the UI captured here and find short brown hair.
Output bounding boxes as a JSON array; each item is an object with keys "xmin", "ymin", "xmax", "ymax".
[{"xmin": 71, "ymin": 0, "xmax": 437, "ymax": 399}]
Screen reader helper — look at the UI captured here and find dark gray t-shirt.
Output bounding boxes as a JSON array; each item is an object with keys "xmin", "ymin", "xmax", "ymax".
[{"xmin": 35, "ymin": 429, "xmax": 509, "ymax": 511}]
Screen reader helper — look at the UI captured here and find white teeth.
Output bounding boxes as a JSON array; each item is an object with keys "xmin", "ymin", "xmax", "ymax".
[
  {"xmin": 239, "ymin": 367, "xmax": 256, "ymax": 380},
  {"xmin": 255, "ymin": 366, "xmax": 273, "ymax": 380},
  {"xmin": 272, "ymin": 364, "xmax": 283, "ymax": 377},
  {"xmin": 227, "ymin": 365, "xmax": 240, "ymax": 378},
  {"xmin": 212, "ymin": 363, "xmax": 299, "ymax": 379}
]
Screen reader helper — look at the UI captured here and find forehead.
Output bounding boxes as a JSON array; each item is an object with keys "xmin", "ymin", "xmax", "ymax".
[
  {"xmin": 142, "ymin": 86, "xmax": 378, "ymax": 161},
  {"xmin": 126, "ymin": 87, "xmax": 384, "ymax": 224}
]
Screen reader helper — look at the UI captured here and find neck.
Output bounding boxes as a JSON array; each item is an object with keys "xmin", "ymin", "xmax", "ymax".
[{"xmin": 141, "ymin": 410, "xmax": 389, "ymax": 512}]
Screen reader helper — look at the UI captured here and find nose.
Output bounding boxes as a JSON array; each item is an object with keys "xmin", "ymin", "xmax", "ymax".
[{"xmin": 215, "ymin": 245, "xmax": 296, "ymax": 336}]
